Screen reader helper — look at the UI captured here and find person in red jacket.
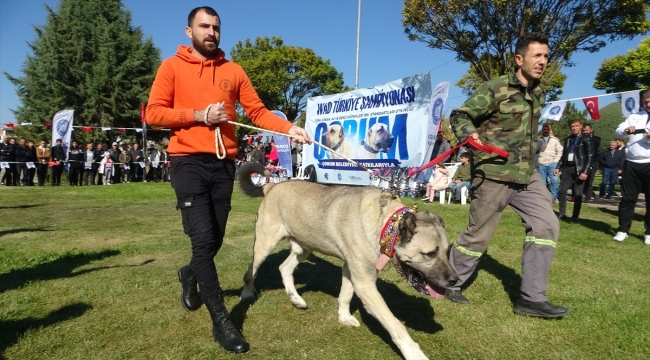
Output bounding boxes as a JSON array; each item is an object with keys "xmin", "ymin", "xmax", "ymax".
[{"xmin": 146, "ymin": 6, "xmax": 310, "ymax": 354}]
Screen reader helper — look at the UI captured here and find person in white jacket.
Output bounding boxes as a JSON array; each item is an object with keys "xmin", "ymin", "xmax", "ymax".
[
  {"xmin": 613, "ymin": 89, "xmax": 650, "ymax": 244},
  {"xmin": 535, "ymin": 123, "xmax": 563, "ymax": 202}
]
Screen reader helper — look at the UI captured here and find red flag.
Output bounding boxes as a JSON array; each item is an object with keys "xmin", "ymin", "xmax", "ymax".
[
  {"xmin": 153, "ymin": 127, "xmax": 161, "ymax": 132},
  {"xmin": 82, "ymin": 126, "xmax": 93, "ymax": 132},
  {"xmin": 5, "ymin": 123, "xmax": 15, "ymax": 128},
  {"xmin": 43, "ymin": 121, "xmax": 53, "ymax": 126},
  {"xmin": 583, "ymin": 97, "xmax": 600, "ymax": 120},
  {"xmin": 118, "ymin": 128, "xmax": 126, "ymax": 132}
]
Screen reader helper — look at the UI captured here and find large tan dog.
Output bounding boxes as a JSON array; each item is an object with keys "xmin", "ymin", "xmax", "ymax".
[
  {"xmin": 321, "ymin": 123, "xmax": 355, "ymax": 159},
  {"xmin": 238, "ymin": 163, "xmax": 457, "ymax": 360}
]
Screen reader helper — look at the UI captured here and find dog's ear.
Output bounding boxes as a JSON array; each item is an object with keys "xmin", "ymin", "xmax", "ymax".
[{"xmin": 399, "ymin": 212, "xmax": 417, "ymax": 243}]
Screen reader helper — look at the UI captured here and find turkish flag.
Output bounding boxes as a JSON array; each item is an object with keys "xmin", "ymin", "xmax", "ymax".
[
  {"xmin": 43, "ymin": 121, "xmax": 53, "ymax": 126},
  {"xmin": 5, "ymin": 123, "xmax": 15, "ymax": 128},
  {"xmin": 82, "ymin": 126, "xmax": 93, "ymax": 132},
  {"xmin": 583, "ymin": 97, "xmax": 600, "ymax": 120}
]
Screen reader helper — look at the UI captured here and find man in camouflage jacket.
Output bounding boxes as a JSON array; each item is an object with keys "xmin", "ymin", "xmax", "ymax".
[{"xmin": 446, "ymin": 33, "xmax": 569, "ymax": 318}]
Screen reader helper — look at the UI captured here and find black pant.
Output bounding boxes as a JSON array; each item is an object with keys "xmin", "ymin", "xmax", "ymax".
[
  {"xmin": 171, "ymin": 155, "xmax": 235, "ymax": 301},
  {"xmin": 559, "ymin": 166, "xmax": 585, "ymax": 218},
  {"xmin": 51, "ymin": 164, "xmax": 63, "ymax": 185},
  {"xmin": 618, "ymin": 161, "xmax": 650, "ymax": 235},
  {"xmin": 583, "ymin": 166, "xmax": 597, "ymax": 200},
  {"xmin": 37, "ymin": 163, "xmax": 48, "ymax": 186},
  {"xmin": 69, "ymin": 164, "xmax": 82, "ymax": 185},
  {"xmin": 131, "ymin": 162, "xmax": 143, "ymax": 182}
]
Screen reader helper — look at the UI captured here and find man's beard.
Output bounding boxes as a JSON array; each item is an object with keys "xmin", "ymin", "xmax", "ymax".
[{"xmin": 192, "ymin": 35, "xmax": 219, "ymax": 59}]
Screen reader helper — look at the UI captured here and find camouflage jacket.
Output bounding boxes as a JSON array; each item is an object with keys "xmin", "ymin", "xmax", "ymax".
[{"xmin": 450, "ymin": 71, "xmax": 545, "ymax": 184}]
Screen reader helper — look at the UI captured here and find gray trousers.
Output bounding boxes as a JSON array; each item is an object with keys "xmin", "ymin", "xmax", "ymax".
[{"xmin": 449, "ymin": 172, "xmax": 560, "ymax": 302}]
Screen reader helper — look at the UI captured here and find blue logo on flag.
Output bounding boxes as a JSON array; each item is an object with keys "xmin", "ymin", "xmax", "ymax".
[
  {"xmin": 431, "ymin": 98, "xmax": 444, "ymax": 123},
  {"xmin": 324, "ymin": 173, "xmax": 329, "ymax": 180},
  {"xmin": 549, "ymin": 106, "xmax": 561, "ymax": 115},
  {"xmin": 625, "ymin": 98, "xmax": 636, "ymax": 112},
  {"xmin": 337, "ymin": 173, "xmax": 342, "ymax": 181}
]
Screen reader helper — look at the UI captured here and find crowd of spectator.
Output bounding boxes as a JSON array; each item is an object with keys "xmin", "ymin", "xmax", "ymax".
[{"xmin": 0, "ymin": 137, "xmax": 171, "ymax": 186}]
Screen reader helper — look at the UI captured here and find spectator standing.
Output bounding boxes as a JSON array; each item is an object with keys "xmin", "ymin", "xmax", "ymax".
[
  {"xmin": 429, "ymin": 131, "xmax": 452, "ymax": 163},
  {"xmin": 581, "ymin": 124, "xmax": 601, "ymax": 202},
  {"xmin": 92, "ymin": 143, "xmax": 105, "ymax": 185},
  {"xmin": 99, "ymin": 152, "xmax": 113, "ymax": 185},
  {"xmin": 612, "ymin": 89, "xmax": 650, "ymax": 244},
  {"xmin": 83, "ymin": 143, "xmax": 95, "ymax": 185},
  {"xmin": 3, "ymin": 138, "xmax": 18, "ymax": 186},
  {"xmin": 129, "ymin": 143, "xmax": 144, "ymax": 182},
  {"xmin": 598, "ymin": 140, "xmax": 625, "ymax": 199},
  {"xmin": 36, "ymin": 140, "xmax": 50, "ymax": 186},
  {"xmin": 145, "ymin": 144, "xmax": 160, "ymax": 182},
  {"xmin": 535, "ymin": 123, "xmax": 563, "ymax": 202},
  {"xmin": 555, "ymin": 119, "xmax": 594, "ymax": 221},
  {"xmin": 119, "ymin": 146, "xmax": 132, "ymax": 183},
  {"xmin": 250, "ymin": 142, "xmax": 265, "ymax": 164},
  {"xmin": 25, "ymin": 140, "xmax": 37, "ymax": 186},
  {"xmin": 145, "ymin": 6, "xmax": 311, "ymax": 353},
  {"xmin": 109, "ymin": 142, "xmax": 121, "ymax": 183},
  {"xmin": 67, "ymin": 141, "xmax": 84, "ymax": 186},
  {"xmin": 447, "ymin": 33, "xmax": 568, "ymax": 318},
  {"xmin": 15, "ymin": 138, "xmax": 30, "ymax": 185},
  {"xmin": 0, "ymin": 137, "xmax": 9, "ymax": 185},
  {"xmin": 159, "ymin": 146, "xmax": 170, "ymax": 182},
  {"xmin": 51, "ymin": 139, "xmax": 65, "ymax": 186}
]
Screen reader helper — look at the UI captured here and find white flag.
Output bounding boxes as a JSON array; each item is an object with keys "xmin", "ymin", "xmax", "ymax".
[
  {"xmin": 101, "ymin": 127, "xmax": 112, "ymax": 131},
  {"xmin": 541, "ymin": 101, "xmax": 566, "ymax": 121},
  {"xmin": 621, "ymin": 91, "xmax": 640, "ymax": 118},
  {"xmin": 51, "ymin": 110, "xmax": 74, "ymax": 155}
]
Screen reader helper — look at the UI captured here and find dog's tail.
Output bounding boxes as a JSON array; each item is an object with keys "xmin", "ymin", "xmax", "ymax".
[{"xmin": 238, "ymin": 162, "xmax": 274, "ymax": 197}]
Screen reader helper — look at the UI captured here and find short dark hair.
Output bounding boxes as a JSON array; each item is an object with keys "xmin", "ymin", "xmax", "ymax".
[
  {"xmin": 516, "ymin": 33, "xmax": 549, "ymax": 56},
  {"xmin": 641, "ymin": 88, "xmax": 650, "ymax": 99},
  {"xmin": 188, "ymin": 6, "xmax": 220, "ymax": 27},
  {"xmin": 582, "ymin": 123, "xmax": 593, "ymax": 130},
  {"xmin": 569, "ymin": 118, "xmax": 582, "ymax": 126},
  {"xmin": 460, "ymin": 153, "xmax": 470, "ymax": 159}
]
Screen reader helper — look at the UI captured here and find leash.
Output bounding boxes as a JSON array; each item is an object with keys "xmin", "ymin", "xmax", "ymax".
[{"xmin": 406, "ymin": 136, "xmax": 510, "ymax": 179}]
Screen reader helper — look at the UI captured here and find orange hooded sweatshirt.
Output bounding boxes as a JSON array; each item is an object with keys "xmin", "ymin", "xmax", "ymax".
[{"xmin": 146, "ymin": 46, "xmax": 293, "ymax": 159}]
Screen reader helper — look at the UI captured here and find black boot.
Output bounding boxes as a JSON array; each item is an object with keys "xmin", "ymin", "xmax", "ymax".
[
  {"xmin": 513, "ymin": 298, "xmax": 570, "ymax": 318},
  {"xmin": 177, "ymin": 265, "xmax": 202, "ymax": 311},
  {"xmin": 204, "ymin": 295, "xmax": 250, "ymax": 353}
]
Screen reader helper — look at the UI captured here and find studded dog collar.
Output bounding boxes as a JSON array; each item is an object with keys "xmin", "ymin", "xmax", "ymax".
[{"xmin": 375, "ymin": 206, "xmax": 415, "ymax": 270}]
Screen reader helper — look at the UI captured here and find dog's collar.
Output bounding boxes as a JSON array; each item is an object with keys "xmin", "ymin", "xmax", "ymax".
[
  {"xmin": 331, "ymin": 132, "xmax": 345, "ymax": 151},
  {"xmin": 375, "ymin": 206, "xmax": 414, "ymax": 271},
  {"xmin": 361, "ymin": 141, "xmax": 380, "ymax": 154}
]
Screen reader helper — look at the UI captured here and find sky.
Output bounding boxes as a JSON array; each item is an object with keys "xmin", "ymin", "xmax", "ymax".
[{"xmin": 0, "ymin": 0, "xmax": 647, "ymax": 126}]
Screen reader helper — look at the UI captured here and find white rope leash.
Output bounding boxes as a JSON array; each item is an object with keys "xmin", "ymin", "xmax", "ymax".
[{"xmin": 204, "ymin": 103, "xmax": 227, "ymax": 159}]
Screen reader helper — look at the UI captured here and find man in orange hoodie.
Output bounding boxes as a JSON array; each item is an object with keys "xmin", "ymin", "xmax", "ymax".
[{"xmin": 146, "ymin": 6, "xmax": 311, "ymax": 354}]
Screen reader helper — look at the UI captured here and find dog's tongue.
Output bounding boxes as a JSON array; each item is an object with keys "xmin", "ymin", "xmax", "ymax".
[{"xmin": 426, "ymin": 282, "xmax": 446, "ymax": 299}]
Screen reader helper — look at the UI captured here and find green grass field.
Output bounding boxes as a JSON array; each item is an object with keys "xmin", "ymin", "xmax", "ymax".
[{"xmin": 1, "ymin": 182, "xmax": 648, "ymax": 359}]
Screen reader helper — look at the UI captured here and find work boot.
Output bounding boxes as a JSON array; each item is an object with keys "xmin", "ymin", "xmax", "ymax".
[
  {"xmin": 445, "ymin": 289, "xmax": 469, "ymax": 304},
  {"xmin": 513, "ymin": 298, "xmax": 570, "ymax": 318},
  {"xmin": 204, "ymin": 295, "xmax": 250, "ymax": 353},
  {"xmin": 178, "ymin": 265, "xmax": 202, "ymax": 311}
]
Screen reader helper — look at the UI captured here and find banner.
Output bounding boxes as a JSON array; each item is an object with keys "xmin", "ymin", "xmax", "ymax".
[
  {"xmin": 541, "ymin": 101, "xmax": 566, "ymax": 121},
  {"xmin": 583, "ymin": 97, "xmax": 600, "ymax": 120},
  {"xmin": 270, "ymin": 110, "xmax": 294, "ymax": 178},
  {"xmin": 303, "ymin": 71, "xmax": 436, "ymax": 185},
  {"xmin": 51, "ymin": 110, "xmax": 74, "ymax": 155},
  {"xmin": 621, "ymin": 91, "xmax": 640, "ymax": 118},
  {"xmin": 424, "ymin": 81, "xmax": 450, "ymax": 163}
]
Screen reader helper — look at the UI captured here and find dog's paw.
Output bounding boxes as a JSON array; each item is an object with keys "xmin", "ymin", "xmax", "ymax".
[
  {"xmin": 338, "ymin": 314, "xmax": 360, "ymax": 327},
  {"xmin": 240, "ymin": 286, "xmax": 256, "ymax": 302},
  {"xmin": 288, "ymin": 294, "xmax": 308, "ymax": 309}
]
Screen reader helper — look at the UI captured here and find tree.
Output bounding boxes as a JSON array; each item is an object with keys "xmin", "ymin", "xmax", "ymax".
[
  {"xmin": 230, "ymin": 36, "xmax": 348, "ymax": 136},
  {"xmin": 4, "ymin": 0, "xmax": 161, "ymax": 144},
  {"xmin": 594, "ymin": 37, "xmax": 650, "ymax": 93},
  {"xmin": 402, "ymin": 0, "xmax": 650, "ymax": 88}
]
